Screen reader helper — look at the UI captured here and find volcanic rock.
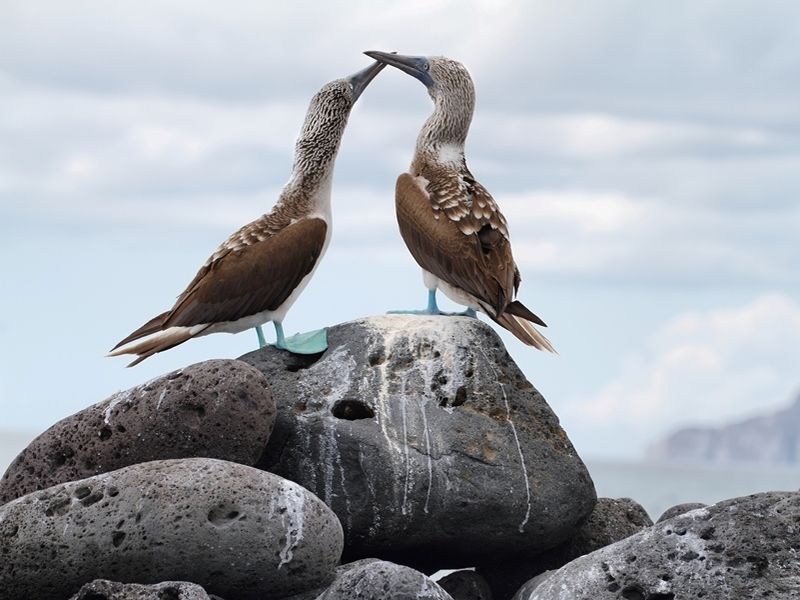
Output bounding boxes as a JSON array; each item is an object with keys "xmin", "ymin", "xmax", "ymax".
[
  {"xmin": 0, "ymin": 458, "xmax": 342, "ymax": 599},
  {"xmin": 0, "ymin": 359, "xmax": 275, "ymax": 504},
  {"xmin": 315, "ymin": 560, "xmax": 453, "ymax": 600},
  {"xmin": 240, "ymin": 315, "xmax": 595, "ymax": 570},
  {"xmin": 521, "ymin": 492, "xmax": 800, "ymax": 599},
  {"xmin": 480, "ymin": 497, "xmax": 651, "ymax": 599},
  {"xmin": 68, "ymin": 579, "xmax": 222, "ymax": 600},
  {"xmin": 656, "ymin": 502, "xmax": 707, "ymax": 523}
]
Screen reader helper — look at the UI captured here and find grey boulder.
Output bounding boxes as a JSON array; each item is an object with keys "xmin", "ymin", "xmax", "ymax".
[
  {"xmin": 316, "ymin": 560, "xmax": 453, "ymax": 600},
  {"xmin": 281, "ymin": 559, "xmax": 382, "ymax": 600},
  {"xmin": 523, "ymin": 492, "xmax": 800, "ymax": 599},
  {"xmin": 656, "ymin": 501, "xmax": 707, "ymax": 523},
  {"xmin": 69, "ymin": 579, "xmax": 222, "ymax": 599},
  {"xmin": 0, "ymin": 359, "xmax": 276, "ymax": 504},
  {"xmin": 481, "ymin": 497, "xmax": 651, "ymax": 599},
  {"xmin": 241, "ymin": 315, "xmax": 595, "ymax": 569},
  {"xmin": 0, "ymin": 458, "xmax": 342, "ymax": 600}
]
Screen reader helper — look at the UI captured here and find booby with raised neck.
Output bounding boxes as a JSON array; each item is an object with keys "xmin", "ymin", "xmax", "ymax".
[
  {"xmin": 364, "ymin": 51, "xmax": 555, "ymax": 352},
  {"xmin": 109, "ymin": 59, "xmax": 386, "ymax": 366}
]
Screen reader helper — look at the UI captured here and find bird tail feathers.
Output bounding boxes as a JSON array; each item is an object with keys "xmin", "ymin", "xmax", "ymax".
[
  {"xmin": 504, "ymin": 300, "xmax": 547, "ymax": 327},
  {"xmin": 107, "ymin": 325, "xmax": 207, "ymax": 367},
  {"xmin": 494, "ymin": 311, "xmax": 557, "ymax": 353},
  {"xmin": 111, "ymin": 311, "xmax": 171, "ymax": 351}
]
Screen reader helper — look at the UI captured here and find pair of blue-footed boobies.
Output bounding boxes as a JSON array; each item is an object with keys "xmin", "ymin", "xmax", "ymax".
[{"xmin": 110, "ymin": 52, "xmax": 554, "ymax": 366}]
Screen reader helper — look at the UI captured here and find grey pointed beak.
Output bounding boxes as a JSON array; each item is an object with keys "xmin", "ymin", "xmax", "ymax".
[
  {"xmin": 348, "ymin": 60, "xmax": 387, "ymax": 101},
  {"xmin": 363, "ymin": 50, "xmax": 434, "ymax": 87}
]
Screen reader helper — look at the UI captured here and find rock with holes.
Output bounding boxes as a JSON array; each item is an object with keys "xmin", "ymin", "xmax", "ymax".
[
  {"xmin": 656, "ymin": 502, "xmax": 707, "ymax": 523},
  {"xmin": 68, "ymin": 579, "xmax": 222, "ymax": 599},
  {"xmin": 240, "ymin": 315, "xmax": 595, "ymax": 570},
  {"xmin": 0, "ymin": 458, "xmax": 343, "ymax": 600},
  {"xmin": 315, "ymin": 560, "xmax": 454, "ymax": 600},
  {"xmin": 480, "ymin": 497, "xmax": 652, "ymax": 598},
  {"xmin": 519, "ymin": 492, "xmax": 800, "ymax": 599},
  {"xmin": 0, "ymin": 360, "xmax": 276, "ymax": 504},
  {"xmin": 281, "ymin": 559, "xmax": 382, "ymax": 600},
  {"xmin": 437, "ymin": 570, "xmax": 493, "ymax": 600}
]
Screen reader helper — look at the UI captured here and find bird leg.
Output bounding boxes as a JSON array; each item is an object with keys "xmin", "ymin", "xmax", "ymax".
[{"xmin": 255, "ymin": 325, "xmax": 267, "ymax": 349}]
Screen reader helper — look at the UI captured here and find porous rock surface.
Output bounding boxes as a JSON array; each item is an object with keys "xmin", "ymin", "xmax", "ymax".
[
  {"xmin": 481, "ymin": 497, "xmax": 651, "ymax": 599},
  {"xmin": 315, "ymin": 560, "xmax": 454, "ymax": 600},
  {"xmin": 282, "ymin": 559, "xmax": 381, "ymax": 600},
  {"xmin": 656, "ymin": 502, "xmax": 707, "ymax": 523},
  {"xmin": 0, "ymin": 359, "xmax": 276, "ymax": 504},
  {"xmin": 69, "ymin": 579, "xmax": 221, "ymax": 600},
  {"xmin": 0, "ymin": 458, "xmax": 342, "ymax": 600},
  {"xmin": 522, "ymin": 492, "xmax": 800, "ymax": 599},
  {"xmin": 240, "ymin": 315, "xmax": 595, "ymax": 569},
  {"xmin": 437, "ymin": 570, "xmax": 493, "ymax": 600}
]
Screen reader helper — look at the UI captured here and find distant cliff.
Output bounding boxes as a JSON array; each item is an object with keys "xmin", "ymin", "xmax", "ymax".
[{"xmin": 647, "ymin": 392, "xmax": 800, "ymax": 465}]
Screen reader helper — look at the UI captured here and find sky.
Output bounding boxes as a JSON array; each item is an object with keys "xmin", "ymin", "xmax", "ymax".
[{"xmin": 1, "ymin": 1, "xmax": 799, "ymax": 460}]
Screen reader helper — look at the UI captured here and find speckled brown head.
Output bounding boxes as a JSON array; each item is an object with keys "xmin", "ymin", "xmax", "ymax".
[
  {"xmin": 290, "ymin": 60, "xmax": 386, "ymax": 188},
  {"xmin": 364, "ymin": 51, "xmax": 475, "ymax": 152}
]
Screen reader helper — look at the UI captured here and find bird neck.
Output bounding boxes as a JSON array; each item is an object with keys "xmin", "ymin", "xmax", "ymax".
[
  {"xmin": 279, "ymin": 123, "xmax": 344, "ymax": 217},
  {"xmin": 414, "ymin": 91, "xmax": 474, "ymax": 168}
]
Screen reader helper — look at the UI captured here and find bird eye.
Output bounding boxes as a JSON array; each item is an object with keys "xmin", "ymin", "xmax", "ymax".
[{"xmin": 423, "ymin": 62, "xmax": 430, "ymax": 71}]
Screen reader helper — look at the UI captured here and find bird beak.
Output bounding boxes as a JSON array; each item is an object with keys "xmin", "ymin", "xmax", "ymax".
[
  {"xmin": 364, "ymin": 50, "xmax": 434, "ymax": 87},
  {"xmin": 348, "ymin": 60, "xmax": 387, "ymax": 101}
]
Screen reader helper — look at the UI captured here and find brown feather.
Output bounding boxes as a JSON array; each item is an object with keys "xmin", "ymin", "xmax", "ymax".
[
  {"xmin": 122, "ymin": 327, "xmax": 207, "ymax": 367},
  {"xmin": 110, "ymin": 311, "xmax": 170, "ymax": 351},
  {"xmin": 505, "ymin": 300, "xmax": 547, "ymax": 327},
  {"xmin": 396, "ymin": 171, "xmax": 514, "ymax": 316},
  {"xmin": 494, "ymin": 312, "xmax": 556, "ymax": 353},
  {"xmin": 164, "ymin": 218, "xmax": 326, "ymax": 328}
]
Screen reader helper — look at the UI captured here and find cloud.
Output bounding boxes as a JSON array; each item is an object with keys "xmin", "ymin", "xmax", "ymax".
[{"xmin": 568, "ymin": 294, "xmax": 800, "ymax": 452}]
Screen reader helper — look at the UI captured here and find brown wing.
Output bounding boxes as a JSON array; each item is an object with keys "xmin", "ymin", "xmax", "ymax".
[
  {"xmin": 163, "ymin": 217, "xmax": 327, "ymax": 327},
  {"xmin": 396, "ymin": 172, "xmax": 516, "ymax": 316}
]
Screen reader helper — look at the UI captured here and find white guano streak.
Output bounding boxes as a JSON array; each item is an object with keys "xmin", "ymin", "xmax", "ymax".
[
  {"xmin": 479, "ymin": 347, "xmax": 531, "ymax": 533},
  {"xmin": 278, "ymin": 492, "xmax": 306, "ymax": 569}
]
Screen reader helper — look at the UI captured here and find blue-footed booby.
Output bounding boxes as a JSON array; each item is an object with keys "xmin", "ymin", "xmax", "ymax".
[
  {"xmin": 109, "ymin": 60, "xmax": 386, "ymax": 366},
  {"xmin": 364, "ymin": 51, "xmax": 555, "ymax": 352}
]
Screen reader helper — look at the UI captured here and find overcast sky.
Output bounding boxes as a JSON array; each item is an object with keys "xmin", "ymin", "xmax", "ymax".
[{"xmin": 2, "ymin": 1, "xmax": 799, "ymax": 461}]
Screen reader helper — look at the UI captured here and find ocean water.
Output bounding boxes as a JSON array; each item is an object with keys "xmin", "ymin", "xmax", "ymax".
[
  {"xmin": 1, "ymin": 432, "xmax": 797, "ymax": 521},
  {"xmin": 586, "ymin": 458, "xmax": 800, "ymax": 520}
]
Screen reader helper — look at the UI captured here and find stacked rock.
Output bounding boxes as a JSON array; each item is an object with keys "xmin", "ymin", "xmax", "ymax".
[{"xmin": 6, "ymin": 315, "xmax": 792, "ymax": 599}]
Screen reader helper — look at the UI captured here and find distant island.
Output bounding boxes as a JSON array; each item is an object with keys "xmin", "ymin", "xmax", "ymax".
[{"xmin": 647, "ymin": 391, "xmax": 800, "ymax": 465}]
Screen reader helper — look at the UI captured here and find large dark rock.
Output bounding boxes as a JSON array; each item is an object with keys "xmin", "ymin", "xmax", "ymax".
[
  {"xmin": 480, "ymin": 497, "xmax": 651, "ymax": 599},
  {"xmin": 240, "ymin": 315, "xmax": 595, "ymax": 570},
  {"xmin": 0, "ymin": 458, "xmax": 342, "ymax": 600},
  {"xmin": 316, "ymin": 560, "xmax": 453, "ymax": 600},
  {"xmin": 69, "ymin": 579, "xmax": 222, "ymax": 600},
  {"xmin": 520, "ymin": 492, "xmax": 800, "ymax": 599},
  {"xmin": 0, "ymin": 360, "xmax": 276, "ymax": 504},
  {"xmin": 656, "ymin": 502, "xmax": 707, "ymax": 523}
]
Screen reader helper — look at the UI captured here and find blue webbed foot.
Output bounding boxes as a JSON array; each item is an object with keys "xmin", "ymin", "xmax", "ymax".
[
  {"xmin": 273, "ymin": 321, "xmax": 328, "ymax": 355},
  {"xmin": 277, "ymin": 328, "xmax": 328, "ymax": 354}
]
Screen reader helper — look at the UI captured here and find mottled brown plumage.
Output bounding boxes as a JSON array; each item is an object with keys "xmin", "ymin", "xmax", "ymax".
[{"xmin": 366, "ymin": 51, "xmax": 555, "ymax": 352}]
